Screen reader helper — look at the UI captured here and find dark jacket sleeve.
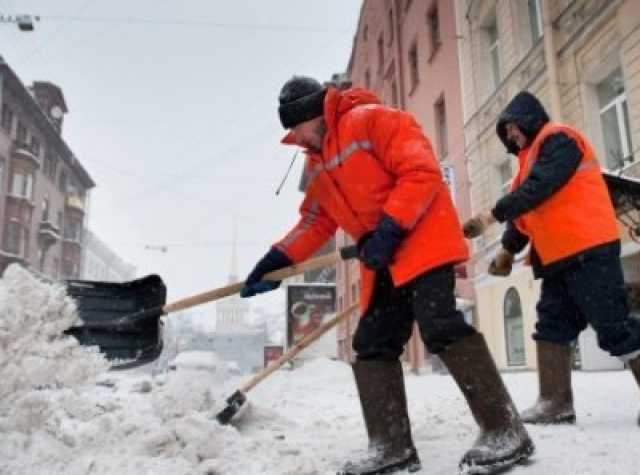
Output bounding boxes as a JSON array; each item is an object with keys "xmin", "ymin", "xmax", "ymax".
[
  {"xmin": 501, "ymin": 221, "xmax": 529, "ymax": 255},
  {"xmin": 491, "ymin": 133, "xmax": 582, "ymax": 222}
]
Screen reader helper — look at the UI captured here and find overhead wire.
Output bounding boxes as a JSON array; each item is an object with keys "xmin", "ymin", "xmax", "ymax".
[
  {"xmin": 19, "ymin": 0, "xmax": 97, "ymax": 68},
  {"xmin": 41, "ymin": 14, "xmax": 352, "ymax": 34}
]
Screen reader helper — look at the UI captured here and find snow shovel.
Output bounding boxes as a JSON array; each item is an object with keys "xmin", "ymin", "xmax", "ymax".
[
  {"xmin": 216, "ymin": 302, "xmax": 359, "ymax": 425},
  {"xmin": 65, "ymin": 245, "xmax": 359, "ymax": 369}
]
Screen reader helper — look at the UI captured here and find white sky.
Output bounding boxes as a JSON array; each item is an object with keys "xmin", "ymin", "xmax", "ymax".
[{"xmin": 0, "ymin": 0, "xmax": 362, "ymax": 313}]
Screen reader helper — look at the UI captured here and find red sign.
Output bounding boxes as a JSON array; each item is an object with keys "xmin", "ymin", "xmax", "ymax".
[{"xmin": 264, "ymin": 345, "xmax": 284, "ymax": 368}]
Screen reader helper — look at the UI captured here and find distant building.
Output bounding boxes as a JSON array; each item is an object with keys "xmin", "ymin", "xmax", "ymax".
[
  {"xmin": 80, "ymin": 229, "xmax": 136, "ymax": 281},
  {"xmin": 0, "ymin": 56, "xmax": 94, "ymax": 280},
  {"xmin": 215, "ymin": 227, "xmax": 250, "ymax": 329}
]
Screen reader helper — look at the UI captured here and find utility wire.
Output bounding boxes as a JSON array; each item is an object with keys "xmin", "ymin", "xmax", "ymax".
[{"xmin": 40, "ymin": 15, "xmax": 352, "ymax": 34}]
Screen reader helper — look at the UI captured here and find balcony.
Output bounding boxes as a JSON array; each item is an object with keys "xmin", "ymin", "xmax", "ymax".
[
  {"xmin": 11, "ymin": 141, "xmax": 40, "ymax": 169},
  {"xmin": 38, "ymin": 221, "xmax": 61, "ymax": 247},
  {"xmin": 65, "ymin": 195, "xmax": 86, "ymax": 214},
  {"xmin": 0, "ymin": 249, "xmax": 27, "ymax": 267}
]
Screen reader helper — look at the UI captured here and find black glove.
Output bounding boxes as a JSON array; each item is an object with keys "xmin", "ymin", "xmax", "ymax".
[
  {"xmin": 488, "ymin": 249, "xmax": 514, "ymax": 277},
  {"xmin": 358, "ymin": 215, "xmax": 406, "ymax": 271},
  {"xmin": 240, "ymin": 248, "xmax": 292, "ymax": 298}
]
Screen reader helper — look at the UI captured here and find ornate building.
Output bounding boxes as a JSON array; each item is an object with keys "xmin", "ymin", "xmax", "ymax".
[{"xmin": 0, "ymin": 57, "xmax": 94, "ymax": 279}]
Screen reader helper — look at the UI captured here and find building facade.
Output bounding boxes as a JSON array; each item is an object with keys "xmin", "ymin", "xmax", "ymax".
[
  {"xmin": 336, "ymin": 0, "xmax": 474, "ymax": 371},
  {"xmin": 80, "ymin": 229, "xmax": 136, "ymax": 282},
  {"xmin": 457, "ymin": 0, "xmax": 640, "ymax": 369},
  {"xmin": 0, "ymin": 56, "xmax": 94, "ymax": 280}
]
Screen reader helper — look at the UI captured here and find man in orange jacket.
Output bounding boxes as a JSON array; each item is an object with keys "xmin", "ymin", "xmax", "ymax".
[
  {"xmin": 240, "ymin": 76, "xmax": 533, "ymax": 475},
  {"xmin": 464, "ymin": 91, "xmax": 640, "ymax": 426}
]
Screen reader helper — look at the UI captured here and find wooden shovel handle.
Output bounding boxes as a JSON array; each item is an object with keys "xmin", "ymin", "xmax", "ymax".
[
  {"xmin": 162, "ymin": 245, "xmax": 358, "ymax": 316},
  {"xmin": 239, "ymin": 303, "xmax": 359, "ymax": 393}
]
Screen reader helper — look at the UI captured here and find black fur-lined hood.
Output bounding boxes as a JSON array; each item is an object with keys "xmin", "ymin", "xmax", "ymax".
[{"xmin": 496, "ymin": 91, "xmax": 550, "ymax": 154}]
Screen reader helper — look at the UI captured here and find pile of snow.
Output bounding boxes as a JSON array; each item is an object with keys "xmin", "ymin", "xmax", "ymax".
[
  {"xmin": 0, "ymin": 266, "xmax": 638, "ymax": 474},
  {"xmin": 0, "ymin": 265, "xmax": 109, "ymax": 402}
]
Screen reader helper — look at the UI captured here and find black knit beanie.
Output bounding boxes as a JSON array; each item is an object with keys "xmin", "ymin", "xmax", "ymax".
[{"xmin": 278, "ymin": 75, "xmax": 327, "ymax": 129}]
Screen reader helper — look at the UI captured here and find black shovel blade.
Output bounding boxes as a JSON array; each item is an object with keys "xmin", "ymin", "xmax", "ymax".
[
  {"xmin": 215, "ymin": 390, "xmax": 247, "ymax": 425},
  {"xmin": 64, "ymin": 274, "xmax": 167, "ymax": 368}
]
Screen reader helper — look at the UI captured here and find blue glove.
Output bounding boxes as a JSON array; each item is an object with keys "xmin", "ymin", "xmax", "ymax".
[
  {"xmin": 240, "ymin": 248, "xmax": 292, "ymax": 298},
  {"xmin": 358, "ymin": 215, "xmax": 406, "ymax": 271}
]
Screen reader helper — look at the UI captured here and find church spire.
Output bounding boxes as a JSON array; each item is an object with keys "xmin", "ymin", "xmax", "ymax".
[{"xmin": 228, "ymin": 217, "xmax": 239, "ymax": 284}]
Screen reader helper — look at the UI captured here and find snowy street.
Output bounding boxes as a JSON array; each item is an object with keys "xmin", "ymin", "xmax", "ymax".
[
  {"xmin": 1, "ymin": 266, "xmax": 639, "ymax": 475},
  {"xmin": 3, "ymin": 358, "xmax": 639, "ymax": 474}
]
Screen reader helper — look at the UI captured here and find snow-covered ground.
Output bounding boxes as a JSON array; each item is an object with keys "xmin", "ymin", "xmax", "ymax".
[{"xmin": 1, "ymin": 265, "xmax": 639, "ymax": 474}]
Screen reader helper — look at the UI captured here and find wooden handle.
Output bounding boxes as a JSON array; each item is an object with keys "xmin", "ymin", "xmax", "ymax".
[
  {"xmin": 239, "ymin": 303, "xmax": 359, "ymax": 393},
  {"xmin": 162, "ymin": 247, "xmax": 356, "ymax": 315}
]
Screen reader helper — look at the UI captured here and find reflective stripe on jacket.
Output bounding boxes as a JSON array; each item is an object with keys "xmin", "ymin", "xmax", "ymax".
[{"xmin": 275, "ymin": 87, "xmax": 468, "ymax": 313}]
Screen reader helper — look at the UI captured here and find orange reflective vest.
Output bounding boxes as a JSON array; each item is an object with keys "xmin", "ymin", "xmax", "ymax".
[
  {"xmin": 276, "ymin": 87, "xmax": 468, "ymax": 313},
  {"xmin": 512, "ymin": 122, "xmax": 619, "ymax": 265}
]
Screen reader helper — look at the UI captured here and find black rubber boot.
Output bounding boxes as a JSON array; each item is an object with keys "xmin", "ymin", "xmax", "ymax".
[
  {"xmin": 439, "ymin": 333, "xmax": 535, "ymax": 474},
  {"xmin": 338, "ymin": 360, "xmax": 421, "ymax": 475},
  {"xmin": 521, "ymin": 341, "xmax": 576, "ymax": 425}
]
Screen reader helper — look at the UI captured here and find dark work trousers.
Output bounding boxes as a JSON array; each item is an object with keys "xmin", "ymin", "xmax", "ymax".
[
  {"xmin": 534, "ymin": 252, "xmax": 640, "ymax": 359},
  {"xmin": 352, "ymin": 265, "xmax": 477, "ymax": 360}
]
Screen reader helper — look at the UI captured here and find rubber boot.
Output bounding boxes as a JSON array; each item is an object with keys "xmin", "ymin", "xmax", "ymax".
[
  {"xmin": 521, "ymin": 341, "xmax": 576, "ymax": 424},
  {"xmin": 338, "ymin": 360, "xmax": 421, "ymax": 475},
  {"xmin": 439, "ymin": 333, "xmax": 534, "ymax": 474},
  {"xmin": 628, "ymin": 355, "xmax": 640, "ymax": 426}
]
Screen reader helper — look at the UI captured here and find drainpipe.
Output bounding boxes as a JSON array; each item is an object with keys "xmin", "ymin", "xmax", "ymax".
[
  {"xmin": 393, "ymin": 0, "xmax": 407, "ymax": 110},
  {"xmin": 541, "ymin": 0, "xmax": 562, "ymax": 121}
]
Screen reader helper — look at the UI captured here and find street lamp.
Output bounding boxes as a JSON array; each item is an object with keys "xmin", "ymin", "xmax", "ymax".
[{"xmin": 0, "ymin": 14, "xmax": 39, "ymax": 32}]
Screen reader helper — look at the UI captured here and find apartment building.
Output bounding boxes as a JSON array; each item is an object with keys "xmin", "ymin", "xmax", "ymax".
[
  {"xmin": 0, "ymin": 56, "xmax": 94, "ymax": 280},
  {"xmin": 336, "ymin": 0, "xmax": 473, "ymax": 371}
]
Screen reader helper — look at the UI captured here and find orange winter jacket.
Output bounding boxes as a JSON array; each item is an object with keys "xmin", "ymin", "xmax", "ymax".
[
  {"xmin": 512, "ymin": 122, "xmax": 619, "ymax": 265},
  {"xmin": 274, "ymin": 87, "xmax": 468, "ymax": 313}
]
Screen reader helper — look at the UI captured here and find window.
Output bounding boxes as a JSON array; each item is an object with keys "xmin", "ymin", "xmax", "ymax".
[
  {"xmin": 363, "ymin": 24, "xmax": 369, "ymax": 42},
  {"xmin": 16, "ymin": 121, "xmax": 27, "ymax": 144},
  {"xmin": 484, "ymin": 14, "xmax": 501, "ymax": 90},
  {"xmin": 428, "ymin": 5, "xmax": 441, "ymax": 55},
  {"xmin": 434, "ymin": 95, "xmax": 448, "ymax": 158},
  {"xmin": 11, "ymin": 172, "xmax": 34, "ymax": 199},
  {"xmin": 42, "ymin": 197, "xmax": 50, "ymax": 222},
  {"xmin": 351, "ymin": 283, "xmax": 357, "ymax": 303},
  {"xmin": 405, "ymin": 0, "xmax": 413, "ymax": 11},
  {"xmin": 30, "ymin": 135, "xmax": 41, "ymax": 158},
  {"xmin": 365, "ymin": 68, "xmax": 371, "ymax": 89},
  {"xmin": 65, "ymin": 220, "xmax": 82, "ymax": 242},
  {"xmin": 5, "ymin": 221, "xmax": 21, "ymax": 255},
  {"xmin": 504, "ymin": 287, "xmax": 526, "ymax": 366},
  {"xmin": 387, "ymin": 9, "xmax": 394, "ymax": 45},
  {"xmin": 528, "ymin": 0, "xmax": 543, "ymax": 43},
  {"xmin": 1, "ymin": 104, "xmax": 13, "ymax": 133},
  {"xmin": 50, "ymin": 155, "xmax": 59, "ymax": 180},
  {"xmin": 597, "ymin": 68, "xmax": 633, "ymax": 170},
  {"xmin": 62, "ymin": 259, "xmax": 74, "ymax": 278},
  {"xmin": 497, "ymin": 160, "xmax": 513, "ymax": 196},
  {"xmin": 57, "ymin": 211, "xmax": 63, "ymax": 227},
  {"xmin": 0, "ymin": 159, "xmax": 4, "ymax": 192},
  {"xmin": 391, "ymin": 81, "xmax": 399, "ymax": 108},
  {"xmin": 377, "ymin": 34, "xmax": 385, "ymax": 72},
  {"xmin": 58, "ymin": 170, "xmax": 67, "ymax": 192},
  {"xmin": 408, "ymin": 41, "xmax": 419, "ymax": 92}
]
